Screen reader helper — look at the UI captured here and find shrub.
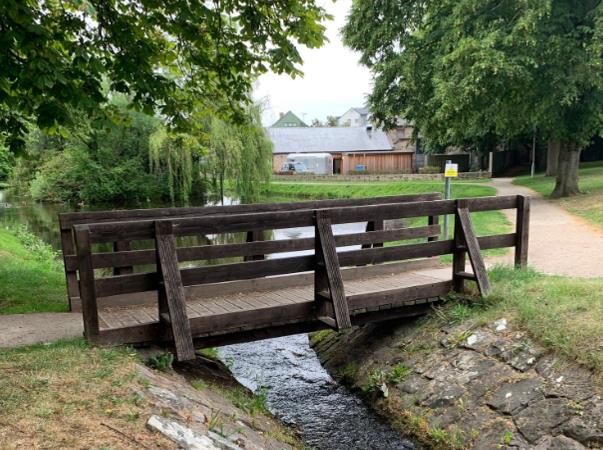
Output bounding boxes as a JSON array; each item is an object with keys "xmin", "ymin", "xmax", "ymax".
[{"xmin": 418, "ymin": 165, "xmax": 441, "ymax": 174}]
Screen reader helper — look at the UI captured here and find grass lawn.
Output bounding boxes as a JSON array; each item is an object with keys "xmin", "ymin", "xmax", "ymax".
[
  {"xmin": 0, "ymin": 339, "xmax": 173, "ymax": 448},
  {"xmin": 514, "ymin": 161, "xmax": 603, "ymax": 229},
  {"xmin": 0, "ymin": 226, "xmax": 68, "ymax": 314},
  {"xmin": 443, "ymin": 266, "xmax": 603, "ymax": 373},
  {"xmin": 267, "ymin": 180, "xmax": 512, "ymax": 257}
]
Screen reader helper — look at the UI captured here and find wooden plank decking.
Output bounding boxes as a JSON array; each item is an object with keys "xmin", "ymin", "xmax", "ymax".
[{"xmin": 98, "ymin": 269, "xmax": 447, "ymax": 332}]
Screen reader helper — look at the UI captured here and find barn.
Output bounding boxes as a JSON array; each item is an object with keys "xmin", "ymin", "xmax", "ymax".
[{"xmin": 267, "ymin": 125, "xmax": 414, "ymax": 175}]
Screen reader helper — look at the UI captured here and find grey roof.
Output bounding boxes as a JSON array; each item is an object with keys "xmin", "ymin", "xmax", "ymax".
[
  {"xmin": 352, "ymin": 107, "xmax": 369, "ymax": 116},
  {"xmin": 267, "ymin": 126, "xmax": 393, "ymax": 154}
]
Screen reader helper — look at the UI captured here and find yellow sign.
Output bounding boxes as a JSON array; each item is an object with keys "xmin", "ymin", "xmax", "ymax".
[{"xmin": 444, "ymin": 163, "xmax": 459, "ymax": 178}]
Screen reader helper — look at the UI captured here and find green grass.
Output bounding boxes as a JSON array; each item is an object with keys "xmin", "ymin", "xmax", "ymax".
[
  {"xmin": 0, "ymin": 226, "xmax": 68, "ymax": 314},
  {"xmin": 440, "ymin": 267, "xmax": 603, "ymax": 373},
  {"xmin": 514, "ymin": 161, "xmax": 603, "ymax": 229},
  {"xmin": 268, "ymin": 179, "xmax": 495, "ymax": 200},
  {"xmin": 267, "ymin": 180, "xmax": 512, "ymax": 258},
  {"xmin": 0, "ymin": 338, "xmax": 170, "ymax": 448}
]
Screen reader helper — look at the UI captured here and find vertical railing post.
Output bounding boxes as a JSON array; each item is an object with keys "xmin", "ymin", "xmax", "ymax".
[
  {"xmin": 59, "ymin": 218, "xmax": 79, "ymax": 311},
  {"xmin": 314, "ymin": 210, "xmax": 351, "ymax": 330},
  {"xmin": 515, "ymin": 195, "xmax": 530, "ymax": 268},
  {"xmin": 362, "ymin": 220, "xmax": 384, "ymax": 249},
  {"xmin": 113, "ymin": 241, "xmax": 134, "ymax": 275},
  {"xmin": 452, "ymin": 199, "xmax": 467, "ymax": 293},
  {"xmin": 428, "ymin": 215, "xmax": 439, "ymax": 241},
  {"xmin": 73, "ymin": 225, "xmax": 100, "ymax": 342},
  {"xmin": 244, "ymin": 230, "xmax": 265, "ymax": 261}
]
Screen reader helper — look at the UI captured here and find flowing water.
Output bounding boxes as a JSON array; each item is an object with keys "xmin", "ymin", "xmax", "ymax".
[
  {"xmin": 0, "ymin": 190, "xmax": 415, "ymax": 449},
  {"xmin": 219, "ymin": 335, "xmax": 415, "ymax": 450}
]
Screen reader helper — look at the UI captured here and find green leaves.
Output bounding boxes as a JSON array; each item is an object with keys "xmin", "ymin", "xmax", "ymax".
[
  {"xmin": 0, "ymin": 0, "xmax": 330, "ymax": 152},
  {"xmin": 343, "ymin": 0, "xmax": 603, "ymax": 152}
]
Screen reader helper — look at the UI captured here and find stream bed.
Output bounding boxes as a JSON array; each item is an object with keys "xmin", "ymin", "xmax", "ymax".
[{"xmin": 219, "ymin": 334, "xmax": 415, "ymax": 450}]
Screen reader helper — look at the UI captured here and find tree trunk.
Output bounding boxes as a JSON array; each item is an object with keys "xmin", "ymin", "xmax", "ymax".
[
  {"xmin": 546, "ymin": 140, "xmax": 560, "ymax": 177},
  {"xmin": 551, "ymin": 142, "xmax": 581, "ymax": 198},
  {"xmin": 219, "ymin": 173, "xmax": 224, "ymax": 205}
]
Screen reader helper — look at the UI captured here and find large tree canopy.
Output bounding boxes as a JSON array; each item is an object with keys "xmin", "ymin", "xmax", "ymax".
[
  {"xmin": 0, "ymin": 0, "xmax": 329, "ymax": 151},
  {"xmin": 343, "ymin": 0, "xmax": 603, "ymax": 197}
]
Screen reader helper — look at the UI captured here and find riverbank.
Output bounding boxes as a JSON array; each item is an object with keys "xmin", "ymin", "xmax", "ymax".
[
  {"xmin": 0, "ymin": 226, "xmax": 67, "ymax": 314},
  {"xmin": 0, "ymin": 339, "xmax": 301, "ymax": 449},
  {"xmin": 311, "ymin": 267, "xmax": 603, "ymax": 449}
]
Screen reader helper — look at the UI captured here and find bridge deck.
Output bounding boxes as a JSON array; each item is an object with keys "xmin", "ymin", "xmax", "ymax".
[{"xmin": 98, "ymin": 268, "xmax": 448, "ymax": 335}]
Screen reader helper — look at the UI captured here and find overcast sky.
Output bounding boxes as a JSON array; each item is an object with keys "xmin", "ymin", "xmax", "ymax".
[{"xmin": 254, "ymin": 0, "xmax": 372, "ymax": 126}]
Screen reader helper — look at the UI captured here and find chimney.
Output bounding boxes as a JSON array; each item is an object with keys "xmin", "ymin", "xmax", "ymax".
[
  {"xmin": 366, "ymin": 124, "xmax": 373, "ymax": 137},
  {"xmin": 279, "ymin": 112, "xmax": 284, "ymax": 118}
]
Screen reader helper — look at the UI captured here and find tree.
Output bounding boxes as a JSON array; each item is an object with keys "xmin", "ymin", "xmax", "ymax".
[
  {"xmin": 311, "ymin": 118, "xmax": 324, "ymax": 127},
  {"xmin": 229, "ymin": 105, "xmax": 273, "ymax": 203},
  {"xmin": 204, "ymin": 105, "xmax": 272, "ymax": 204},
  {"xmin": 343, "ymin": 1, "xmax": 603, "ymax": 197},
  {"xmin": 326, "ymin": 115, "xmax": 339, "ymax": 127},
  {"xmin": 149, "ymin": 129, "xmax": 204, "ymax": 204},
  {"xmin": 0, "ymin": 136, "xmax": 14, "ymax": 182},
  {"xmin": 0, "ymin": 0, "xmax": 330, "ymax": 152}
]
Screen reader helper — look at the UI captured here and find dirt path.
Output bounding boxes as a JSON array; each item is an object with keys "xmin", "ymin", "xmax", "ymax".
[
  {"xmin": 487, "ymin": 177, "xmax": 603, "ymax": 277},
  {"xmin": 0, "ymin": 313, "xmax": 83, "ymax": 348}
]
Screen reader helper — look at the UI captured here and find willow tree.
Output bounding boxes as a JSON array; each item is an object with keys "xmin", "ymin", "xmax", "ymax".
[
  {"xmin": 206, "ymin": 118, "xmax": 240, "ymax": 204},
  {"xmin": 149, "ymin": 129, "xmax": 203, "ymax": 204},
  {"xmin": 201, "ymin": 104, "xmax": 272, "ymax": 204},
  {"xmin": 229, "ymin": 106, "xmax": 273, "ymax": 203},
  {"xmin": 343, "ymin": 0, "xmax": 603, "ymax": 197}
]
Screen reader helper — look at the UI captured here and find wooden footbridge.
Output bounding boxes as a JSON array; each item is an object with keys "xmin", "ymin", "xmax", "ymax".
[{"xmin": 59, "ymin": 193, "xmax": 530, "ymax": 361}]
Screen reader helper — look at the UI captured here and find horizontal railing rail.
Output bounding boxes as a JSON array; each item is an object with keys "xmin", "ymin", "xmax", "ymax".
[{"xmin": 59, "ymin": 192, "xmax": 442, "ymax": 309}]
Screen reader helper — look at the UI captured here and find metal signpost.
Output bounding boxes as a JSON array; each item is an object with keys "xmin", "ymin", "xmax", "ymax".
[{"xmin": 443, "ymin": 160, "xmax": 458, "ymax": 239}]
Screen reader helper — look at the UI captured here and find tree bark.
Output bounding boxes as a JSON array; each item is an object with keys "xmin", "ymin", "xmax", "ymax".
[
  {"xmin": 546, "ymin": 140, "xmax": 560, "ymax": 177},
  {"xmin": 551, "ymin": 142, "xmax": 581, "ymax": 198}
]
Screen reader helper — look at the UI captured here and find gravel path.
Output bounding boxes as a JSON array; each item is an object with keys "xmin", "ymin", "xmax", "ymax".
[
  {"xmin": 0, "ymin": 312, "xmax": 83, "ymax": 348},
  {"xmin": 487, "ymin": 177, "xmax": 603, "ymax": 277}
]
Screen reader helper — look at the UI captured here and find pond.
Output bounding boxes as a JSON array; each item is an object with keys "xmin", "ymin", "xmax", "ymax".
[{"xmin": 0, "ymin": 190, "xmax": 415, "ymax": 450}]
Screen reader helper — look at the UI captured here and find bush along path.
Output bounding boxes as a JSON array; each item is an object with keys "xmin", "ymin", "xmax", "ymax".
[{"xmin": 487, "ymin": 177, "xmax": 603, "ymax": 278}]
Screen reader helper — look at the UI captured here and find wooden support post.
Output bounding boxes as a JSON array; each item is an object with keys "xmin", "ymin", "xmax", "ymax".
[
  {"xmin": 314, "ymin": 210, "xmax": 351, "ymax": 330},
  {"xmin": 73, "ymin": 226, "xmax": 100, "ymax": 342},
  {"xmin": 59, "ymin": 228, "xmax": 79, "ymax": 311},
  {"xmin": 455, "ymin": 201, "xmax": 491, "ymax": 296},
  {"xmin": 244, "ymin": 230, "xmax": 265, "ymax": 261},
  {"xmin": 113, "ymin": 241, "xmax": 134, "ymax": 275},
  {"xmin": 514, "ymin": 195, "xmax": 530, "ymax": 268},
  {"xmin": 452, "ymin": 201, "xmax": 467, "ymax": 293},
  {"xmin": 362, "ymin": 220, "xmax": 385, "ymax": 248},
  {"xmin": 428, "ymin": 215, "xmax": 439, "ymax": 242},
  {"xmin": 154, "ymin": 220, "xmax": 196, "ymax": 361}
]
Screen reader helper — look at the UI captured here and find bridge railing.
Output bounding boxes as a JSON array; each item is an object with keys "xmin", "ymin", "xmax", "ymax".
[
  {"xmin": 65, "ymin": 194, "xmax": 529, "ymax": 358},
  {"xmin": 59, "ymin": 192, "xmax": 441, "ymax": 310}
]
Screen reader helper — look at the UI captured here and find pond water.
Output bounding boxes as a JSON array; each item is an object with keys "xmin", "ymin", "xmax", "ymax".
[{"xmin": 0, "ymin": 190, "xmax": 415, "ymax": 449}]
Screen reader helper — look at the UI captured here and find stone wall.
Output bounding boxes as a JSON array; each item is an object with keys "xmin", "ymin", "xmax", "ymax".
[{"xmin": 311, "ymin": 317, "xmax": 602, "ymax": 449}]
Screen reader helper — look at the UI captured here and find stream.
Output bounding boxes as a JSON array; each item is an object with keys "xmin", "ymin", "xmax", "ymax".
[
  {"xmin": 0, "ymin": 190, "xmax": 415, "ymax": 449},
  {"xmin": 219, "ymin": 335, "xmax": 414, "ymax": 450}
]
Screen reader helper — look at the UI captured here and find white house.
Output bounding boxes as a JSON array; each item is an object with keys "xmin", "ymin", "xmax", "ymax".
[{"xmin": 337, "ymin": 107, "xmax": 370, "ymax": 127}]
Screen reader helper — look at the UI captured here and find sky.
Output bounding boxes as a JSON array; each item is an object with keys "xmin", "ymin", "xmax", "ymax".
[{"xmin": 254, "ymin": 0, "xmax": 372, "ymax": 126}]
